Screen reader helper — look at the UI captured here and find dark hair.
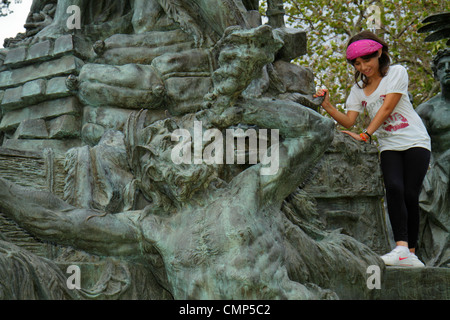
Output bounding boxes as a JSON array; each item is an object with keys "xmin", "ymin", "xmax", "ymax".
[
  {"xmin": 431, "ymin": 48, "xmax": 450, "ymax": 79},
  {"xmin": 347, "ymin": 31, "xmax": 391, "ymax": 88}
]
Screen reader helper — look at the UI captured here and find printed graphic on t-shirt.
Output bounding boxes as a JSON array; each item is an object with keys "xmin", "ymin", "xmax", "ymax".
[
  {"xmin": 362, "ymin": 95, "xmax": 410, "ymax": 136},
  {"xmin": 383, "ymin": 112, "xmax": 410, "ymax": 132}
]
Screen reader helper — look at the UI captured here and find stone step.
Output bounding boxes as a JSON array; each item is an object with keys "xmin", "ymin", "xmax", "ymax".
[
  {"xmin": 0, "ymin": 77, "xmax": 72, "ymax": 112},
  {"xmin": 380, "ymin": 266, "xmax": 449, "ymax": 300},
  {"xmin": 1, "ymin": 35, "xmax": 91, "ymax": 70},
  {"xmin": 0, "ymin": 96, "xmax": 80, "ymax": 131},
  {"xmin": 0, "ymin": 55, "xmax": 84, "ymax": 90}
]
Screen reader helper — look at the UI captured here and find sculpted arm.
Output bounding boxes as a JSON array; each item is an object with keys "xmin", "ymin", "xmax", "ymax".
[
  {"xmin": 416, "ymin": 101, "xmax": 434, "ymax": 132},
  {"xmin": 240, "ymin": 98, "xmax": 335, "ymax": 203},
  {"xmin": 0, "ymin": 177, "xmax": 142, "ymax": 257}
]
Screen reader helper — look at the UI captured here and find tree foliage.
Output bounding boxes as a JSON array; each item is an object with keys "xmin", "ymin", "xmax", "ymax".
[{"xmin": 261, "ymin": 0, "xmax": 449, "ymax": 130}]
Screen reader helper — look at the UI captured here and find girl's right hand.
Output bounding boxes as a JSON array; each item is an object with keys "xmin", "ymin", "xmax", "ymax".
[{"xmin": 313, "ymin": 88, "xmax": 330, "ymax": 107}]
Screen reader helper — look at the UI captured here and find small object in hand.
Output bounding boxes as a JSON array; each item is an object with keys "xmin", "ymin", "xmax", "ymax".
[
  {"xmin": 360, "ymin": 129, "xmax": 372, "ymax": 143},
  {"xmin": 360, "ymin": 133, "xmax": 369, "ymax": 142}
]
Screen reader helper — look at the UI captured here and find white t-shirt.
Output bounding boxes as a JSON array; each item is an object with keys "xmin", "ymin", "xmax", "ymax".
[{"xmin": 346, "ymin": 65, "xmax": 431, "ymax": 152}]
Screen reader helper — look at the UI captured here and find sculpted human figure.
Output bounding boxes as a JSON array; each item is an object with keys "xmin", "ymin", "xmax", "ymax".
[
  {"xmin": 416, "ymin": 48, "xmax": 450, "ymax": 267},
  {"xmin": 0, "ymin": 91, "xmax": 339, "ymax": 300},
  {"xmin": 22, "ymin": 0, "xmax": 288, "ymax": 46},
  {"xmin": 55, "ymin": 0, "xmax": 264, "ymax": 117},
  {"xmin": 22, "ymin": 0, "xmax": 132, "ymax": 40},
  {"xmin": 24, "ymin": 0, "xmax": 251, "ymax": 45}
]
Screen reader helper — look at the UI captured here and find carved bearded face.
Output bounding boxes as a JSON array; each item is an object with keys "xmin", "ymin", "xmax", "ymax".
[{"xmin": 125, "ymin": 111, "xmax": 222, "ymax": 208}]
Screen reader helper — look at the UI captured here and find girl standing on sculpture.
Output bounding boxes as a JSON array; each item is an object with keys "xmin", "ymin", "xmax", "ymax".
[{"xmin": 314, "ymin": 30, "xmax": 431, "ymax": 267}]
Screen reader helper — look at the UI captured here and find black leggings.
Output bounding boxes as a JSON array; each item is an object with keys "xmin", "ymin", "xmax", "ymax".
[{"xmin": 380, "ymin": 147, "xmax": 431, "ymax": 249}]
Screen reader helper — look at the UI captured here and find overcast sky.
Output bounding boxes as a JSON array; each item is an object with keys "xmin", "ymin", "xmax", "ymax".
[{"xmin": 0, "ymin": 0, "xmax": 32, "ymax": 48}]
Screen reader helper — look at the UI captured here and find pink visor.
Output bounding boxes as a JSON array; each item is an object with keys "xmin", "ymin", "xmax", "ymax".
[{"xmin": 346, "ymin": 39, "xmax": 383, "ymax": 60}]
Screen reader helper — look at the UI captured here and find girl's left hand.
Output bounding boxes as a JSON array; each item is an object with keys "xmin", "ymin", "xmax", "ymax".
[{"xmin": 341, "ymin": 130, "xmax": 364, "ymax": 141}]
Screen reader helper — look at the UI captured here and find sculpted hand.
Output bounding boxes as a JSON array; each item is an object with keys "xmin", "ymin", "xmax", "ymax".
[
  {"xmin": 313, "ymin": 88, "xmax": 330, "ymax": 108},
  {"xmin": 199, "ymin": 105, "xmax": 243, "ymax": 129}
]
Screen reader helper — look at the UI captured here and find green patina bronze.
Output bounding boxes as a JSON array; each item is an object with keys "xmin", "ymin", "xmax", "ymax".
[{"xmin": 0, "ymin": 1, "xmax": 448, "ymax": 300}]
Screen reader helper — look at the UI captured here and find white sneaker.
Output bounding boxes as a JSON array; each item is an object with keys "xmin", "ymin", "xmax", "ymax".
[
  {"xmin": 381, "ymin": 246, "xmax": 411, "ymax": 266},
  {"xmin": 399, "ymin": 253, "xmax": 426, "ymax": 268}
]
